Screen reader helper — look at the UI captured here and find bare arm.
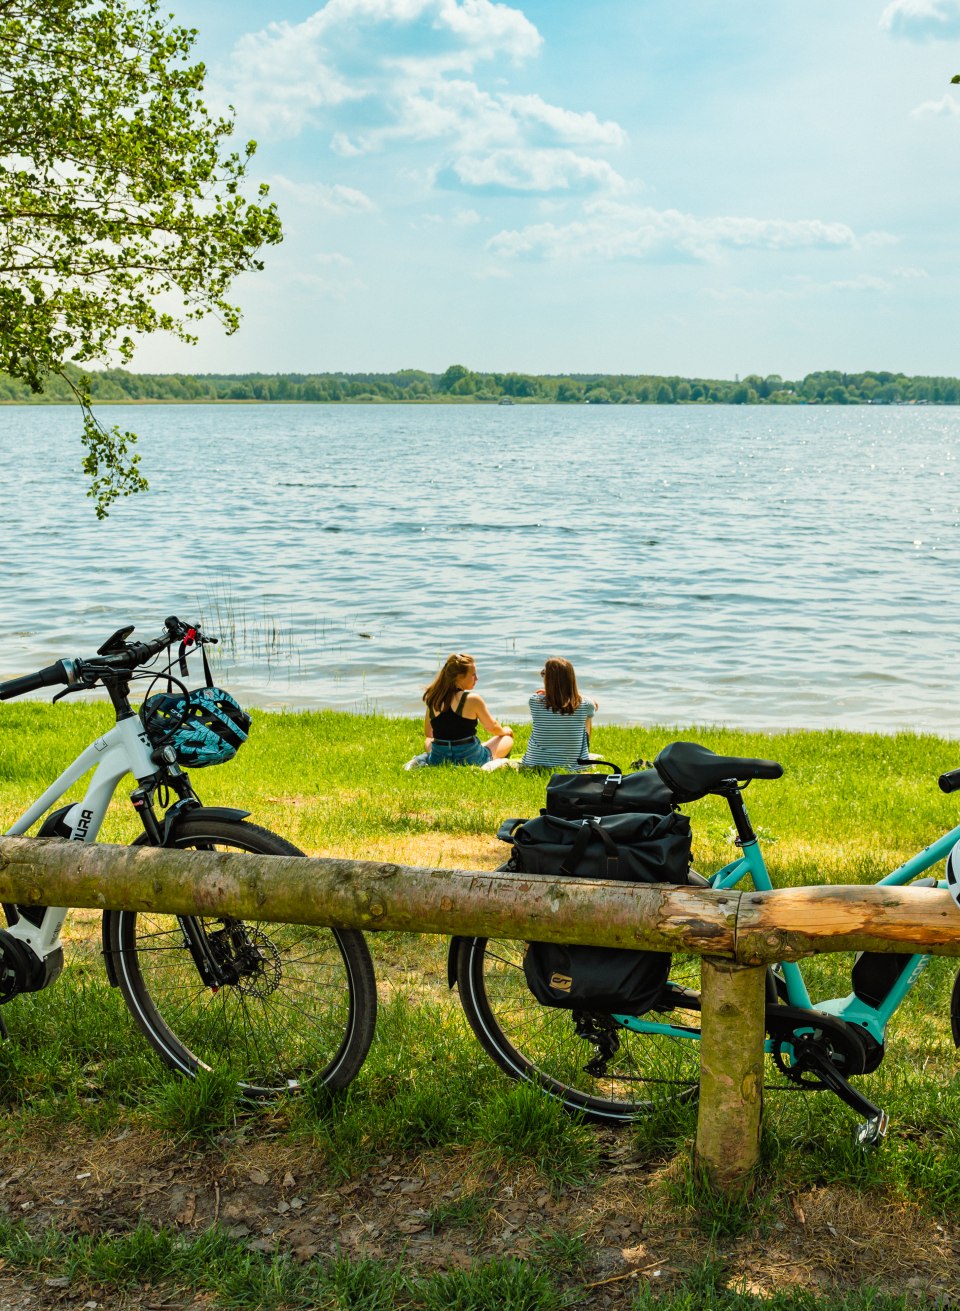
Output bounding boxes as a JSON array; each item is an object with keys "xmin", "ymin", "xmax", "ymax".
[{"xmin": 464, "ymin": 692, "xmax": 510, "ymax": 738}]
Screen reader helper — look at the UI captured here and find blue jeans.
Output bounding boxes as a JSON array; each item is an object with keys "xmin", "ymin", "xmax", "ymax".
[{"xmin": 424, "ymin": 735, "xmax": 492, "ymax": 767}]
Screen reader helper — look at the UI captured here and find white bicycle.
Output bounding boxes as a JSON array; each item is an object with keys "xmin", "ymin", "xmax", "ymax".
[{"xmin": 0, "ymin": 616, "xmax": 376, "ymax": 1095}]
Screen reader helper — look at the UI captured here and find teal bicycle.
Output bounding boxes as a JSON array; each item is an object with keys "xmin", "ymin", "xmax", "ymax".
[{"xmin": 452, "ymin": 741, "xmax": 960, "ymax": 1144}]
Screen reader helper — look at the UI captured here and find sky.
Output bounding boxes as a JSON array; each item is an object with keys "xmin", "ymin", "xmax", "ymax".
[{"xmin": 130, "ymin": 0, "xmax": 960, "ymax": 381}]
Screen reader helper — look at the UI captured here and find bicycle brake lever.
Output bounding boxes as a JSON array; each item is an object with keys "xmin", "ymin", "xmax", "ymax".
[{"xmin": 52, "ymin": 681, "xmax": 94, "ymax": 704}]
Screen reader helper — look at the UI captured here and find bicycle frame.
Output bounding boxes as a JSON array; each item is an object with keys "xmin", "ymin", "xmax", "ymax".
[
  {"xmin": 617, "ymin": 803, "xmax": 960, "ymax": 1051},
  {"xmin": 2, "ymin": 716, "xmax": 155, "ymax": 960}
]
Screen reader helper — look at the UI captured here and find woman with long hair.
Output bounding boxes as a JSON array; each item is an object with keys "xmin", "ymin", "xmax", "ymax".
[
  {"xmin": 405, "ymin": 653, "xmax": 513, "ymax": 768},
  {"xmin": 520, "ymin": 656, "xmax": 597, "ymax": 771}
]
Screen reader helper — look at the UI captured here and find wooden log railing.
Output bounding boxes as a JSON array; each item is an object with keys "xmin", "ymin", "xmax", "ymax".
[{"xmin": 1, "ymin": 834, "xmax": 960, "ymax": 1194}]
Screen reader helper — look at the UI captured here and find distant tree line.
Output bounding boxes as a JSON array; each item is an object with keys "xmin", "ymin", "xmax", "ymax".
[{"xmin": 3, "ymin": 363, "xmax": 959, "ymax": 406}]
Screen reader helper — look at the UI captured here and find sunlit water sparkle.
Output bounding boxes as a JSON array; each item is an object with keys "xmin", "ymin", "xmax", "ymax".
[{"xmin": 2, "ymin": 402, "xmax": 957, "ymax": 736}]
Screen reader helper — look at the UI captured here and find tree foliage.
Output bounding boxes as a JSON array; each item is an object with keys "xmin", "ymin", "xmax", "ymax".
[
  {"xmin": 0, "ymin": 0, "xmax": 282, "ymax": 515},
  {"xmin": 3, "ymin": 364, "xmax": 956, "ymax": 407}
]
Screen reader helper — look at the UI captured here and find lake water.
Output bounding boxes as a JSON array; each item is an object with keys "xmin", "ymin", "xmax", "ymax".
[{"xmin": 2, "ymin": 402, "xmax": 958, "ymax": 737}]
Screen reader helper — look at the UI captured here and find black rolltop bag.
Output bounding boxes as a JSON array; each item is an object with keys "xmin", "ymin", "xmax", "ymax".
[{"xmin": 498, "ymin": 808, "xmax": 693, "ymax": 1015}]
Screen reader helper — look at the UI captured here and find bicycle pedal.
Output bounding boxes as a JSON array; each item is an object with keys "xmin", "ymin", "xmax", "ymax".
[{"xmin": 855, "ymin": 1110, "xmax": 889, "ymax": 1150}]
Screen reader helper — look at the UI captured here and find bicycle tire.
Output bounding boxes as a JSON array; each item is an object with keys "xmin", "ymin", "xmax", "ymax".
[
  {"xmin": 111, "ymin": 818, "xmax": 377, "ymax": 1095},
  {"xmin": 950, "ymin": 968, "xmax": 960, "ymax": 1049},
  {"xmin": 454, "ymin": 936, "xmax": 701, "ymax": 1124}
]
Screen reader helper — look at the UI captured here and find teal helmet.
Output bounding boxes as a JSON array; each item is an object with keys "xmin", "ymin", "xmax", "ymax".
[{"xmin": 141, "ymin": 687, "xmax": 251, "ymax": 767}]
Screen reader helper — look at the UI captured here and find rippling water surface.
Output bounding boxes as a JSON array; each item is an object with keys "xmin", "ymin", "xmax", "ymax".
[{"xmin": 2, "ymin": 402, "xmax": 958, "ymax": 735}]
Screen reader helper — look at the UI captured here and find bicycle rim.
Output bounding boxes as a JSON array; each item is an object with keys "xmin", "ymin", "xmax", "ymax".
[
  {"xmin": 455, "ymin": 937, "xmax": 701, "ymax": 1123},
  {"xmin": 112, "ymin": 819, "xmax": 377, "ymax": 1095}
]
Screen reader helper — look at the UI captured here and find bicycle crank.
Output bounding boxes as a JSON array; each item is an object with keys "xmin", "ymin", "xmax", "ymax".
[{"xmin": 766, "ymin": 1004, "xmax": 887, "ymax": 1146}]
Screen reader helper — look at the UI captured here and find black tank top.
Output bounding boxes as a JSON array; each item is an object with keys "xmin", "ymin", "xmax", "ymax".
[{"xmin": 430, "ymin": 691, "xmax": 478, "ymax": 741}]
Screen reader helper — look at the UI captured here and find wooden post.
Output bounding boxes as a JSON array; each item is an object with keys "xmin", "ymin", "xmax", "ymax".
[{"xmin": 694, "ymin": 957, "xmax": 766, "ymax": 1195}]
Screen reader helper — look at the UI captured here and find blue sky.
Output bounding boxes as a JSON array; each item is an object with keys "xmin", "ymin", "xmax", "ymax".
[{"xmin": 132, "ymin": 0, "xmax": 960, "ymax": 380}]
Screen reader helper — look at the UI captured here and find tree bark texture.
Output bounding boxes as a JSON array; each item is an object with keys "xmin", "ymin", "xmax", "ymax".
[
  {"xmin": 694, "ymin": 959, "xmax": 767, "ymax": 1193},
  {"xmin": 0, "ymin": 836, "xmax": 737, "ymax": 954},
  {"xmin": 734, "ymin": 884, "xmax": 960, "ymax": 964},
  {"xmin": 1, "ymin": 837, "xmax": 958, "ymax": 961}
]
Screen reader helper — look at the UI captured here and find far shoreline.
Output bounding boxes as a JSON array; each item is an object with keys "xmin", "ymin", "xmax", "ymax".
[{"xmin": 1, "ymin": 396, "xmax": 953, "ymax": 407}]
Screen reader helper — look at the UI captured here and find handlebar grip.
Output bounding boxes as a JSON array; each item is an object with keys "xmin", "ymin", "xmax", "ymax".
[
  {"xmin": 0, "ymin": 660, "xmax": 69, "ymax": 701},
  {"xmin": 939, "ymin": 769, "xmax": 960, "ymax": 794}
]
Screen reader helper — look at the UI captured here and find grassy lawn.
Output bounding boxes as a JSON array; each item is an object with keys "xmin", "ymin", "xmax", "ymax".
[{"xmin": 0, "ymin": 703, "xmax": 959, "ymax": 1309}]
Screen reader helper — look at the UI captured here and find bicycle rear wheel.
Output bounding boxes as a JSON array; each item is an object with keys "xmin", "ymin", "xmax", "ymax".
[
  {"xmin": 111, "ymin": 818, "xmax": 376, "ymax": 1095},
  {"xmin": 454, "ymin": 936, "xmax": 701, "ymax": 1123}
]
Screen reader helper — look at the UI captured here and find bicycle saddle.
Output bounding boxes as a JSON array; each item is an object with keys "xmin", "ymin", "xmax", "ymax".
[{"xmin": 654, "ymin": 741, "xmax": 783, "ymax": 801}]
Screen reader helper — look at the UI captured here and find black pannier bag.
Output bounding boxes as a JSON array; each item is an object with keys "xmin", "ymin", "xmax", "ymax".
[
  {"xmin": 544, "ymin": 766, "xmax": 677, "ymax": 820},
  {"xmin": 507, "ymin": 809, "xmax": 691, "ymax": 885},
  {"xmin": 521, "ymin": 940, "xmax": 673, "ymax": 1015},
  {"xmin": 498, "ymin": 809, "xmax": 692, "ymax": 1015}
]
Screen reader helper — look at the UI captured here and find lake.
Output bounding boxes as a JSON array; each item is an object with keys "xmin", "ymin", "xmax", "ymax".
[{"xmin": 2, "ymin": 401, "xmax": 958, "ymax": 737}]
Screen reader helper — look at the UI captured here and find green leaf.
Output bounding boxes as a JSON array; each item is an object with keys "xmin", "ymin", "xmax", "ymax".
[{"xmin": 0, "ymin": 0, "xmax": 283, "ymax": 518}]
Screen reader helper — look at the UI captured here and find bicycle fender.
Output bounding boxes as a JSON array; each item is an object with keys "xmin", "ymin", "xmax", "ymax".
[
  {"xmin": 102, "ymin": 912, "xmax": 121, "ymax": 986},
  {"xmin": 162, "ymin": 804, "xmax": 252, "ymax": 837},
  {"xmin": 447, "ymin": 936, "xmax": 469, "ymax": 989}
]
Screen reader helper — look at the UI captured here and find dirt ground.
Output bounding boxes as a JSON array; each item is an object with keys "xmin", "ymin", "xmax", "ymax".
[{"xmin": 0, "ymin": 1123, "xmax": 957, "ymax": 1310}]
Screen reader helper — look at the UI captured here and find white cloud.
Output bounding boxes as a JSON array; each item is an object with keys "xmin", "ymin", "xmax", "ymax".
[
  {"xmin": 448, "ymin": 148, "xmax": 625, "ymax": 192},
  {"xmin": 911, "ymin": 93, "xmax": 960, "ymax": 116},
  {"xmin": 269, "ymin": 175, "xmax": 377, "ymax": 212},
  {"xmin": 487, "ymin": 201, "xmax": 861, "ymax": 262},
  {"xmin": 221, "ymin": 0, "xmax": 626, "ymax": 197},
  {"xmin": 880, "ymin": 0, "xmax": 960, "ymax": 39},
  {"xmin": 328, "ymin": 77, "xmax": 626, "ymax": 165},
  {"xmin": 227, "ymin": 0, "xmax": 542, "ymax": 139},
  {"xmin": 498, "ymin": 94, "xmax": 627, "ymax": 148},
  {"xmin": 705, "ymin": 274, "xmax": 891, "ymax": 302},
  {"xmin": 862, "ymin": 230, "xmax": 899, "ymax": 246},
  {"xmin": 827, "ymin": 274, "xmax": 892, "ymax": 293}
]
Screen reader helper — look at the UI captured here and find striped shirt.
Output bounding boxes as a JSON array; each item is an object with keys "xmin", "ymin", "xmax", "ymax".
[{"xmin": 521, "ymin": 694, "xmax": 597, "ymax": 770}]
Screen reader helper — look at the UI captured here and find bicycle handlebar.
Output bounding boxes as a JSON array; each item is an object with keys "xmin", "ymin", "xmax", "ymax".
[
  {"xmin": 939, "ymin": 769, "xmax": 960, "ymax": 794},
  {"xmin": 0, "ymin": 660, "xmax": 73, "ymax": 701},
  {"xmin": 0, "ymin": 616, "xmax": 209, "ymax": 702}
]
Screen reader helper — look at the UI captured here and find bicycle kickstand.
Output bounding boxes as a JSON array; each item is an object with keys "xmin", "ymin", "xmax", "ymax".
[{"xmin": 801, "ymin": 1046, "xmax": 889, "ymax": 1148}]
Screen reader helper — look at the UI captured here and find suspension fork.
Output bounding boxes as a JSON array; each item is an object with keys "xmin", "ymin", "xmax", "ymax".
[{"xmin": 128, "ymin": 779, "xmax": 229, "ymax": 989}]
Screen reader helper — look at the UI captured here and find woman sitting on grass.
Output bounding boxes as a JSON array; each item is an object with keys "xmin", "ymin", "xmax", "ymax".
[
  {"xmin": 404, "ymin": 653, "xmax": 513, "ymax": 769},
  {"xmin": 519, "ymin": 657, "xmax": 597, "ymax": 771}
]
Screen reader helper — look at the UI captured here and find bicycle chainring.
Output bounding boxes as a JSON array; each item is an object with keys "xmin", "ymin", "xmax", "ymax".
[{"xmin": 767, "ymin": 1005, "xmax": 869, "ymax": 1087}]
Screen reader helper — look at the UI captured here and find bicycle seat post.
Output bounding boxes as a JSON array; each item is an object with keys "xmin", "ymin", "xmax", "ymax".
[{"xmin": 720, "ymin": 783, "xmax": 757, "ymax": 847}]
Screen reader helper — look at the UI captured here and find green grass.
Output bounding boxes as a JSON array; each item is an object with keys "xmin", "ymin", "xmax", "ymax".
[
  {"xmin": 0, "ymin": 1219, "xmax": 579, "ymax": 1309},
  {"xmin": 2, "ymin": 704, "xmax": 960, "ymax": 1305},
  {"xmin": 0, "ymin": 1221, "xmax": 939, "ymax": 1311},
  {"xmin": 3, "ymin": 701, "xmax": 958, "ymax": 867}
]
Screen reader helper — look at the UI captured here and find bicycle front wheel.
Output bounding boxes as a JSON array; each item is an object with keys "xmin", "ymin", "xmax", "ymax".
[
  {"xmin": 111, "ymin": 818, "xmax": 377, "ymax": 1095},
  {"xmin": 454, "ymin": 937, "xmax": 701, "ymax": 1123}
]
